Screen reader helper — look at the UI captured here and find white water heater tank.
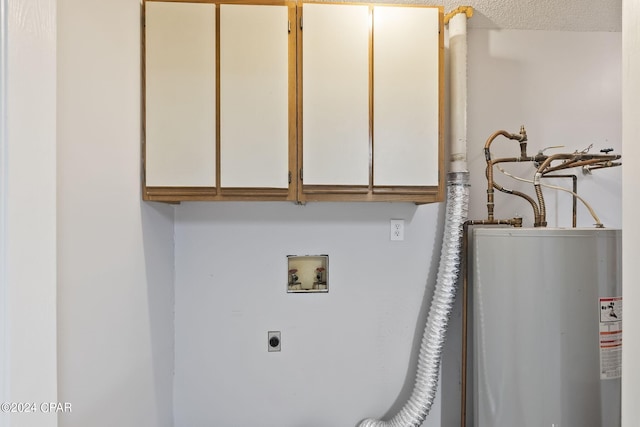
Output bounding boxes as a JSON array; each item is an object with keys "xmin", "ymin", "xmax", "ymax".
[{"xmin": 472, "ymin": 228, "xmax": 621, "ymax": 427}]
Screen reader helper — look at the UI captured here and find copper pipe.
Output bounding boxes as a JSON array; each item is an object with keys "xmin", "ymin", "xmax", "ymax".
[
  {"xmin": 542, "ymin": 156, "xmax": 620, "ymax": 175},
  {"xmin": 534, "ymin": 153, "xmax": 621, "ymax": 225},
  {"xmin": 482, "ymin": 127, "xmax": 528, "ymax": 152},
  {"xmin": 540, "ymin": 174, "xmax": 578, "ymax": 227},
  {"xmin": 584, "ymin": 163, "xmax": 621, "ymax": 172},
  {"xmin": 483, "ymin": 127, "xmax": 528, "ymax": 221},
  {"xmin": 482, "ymin": 127, "xmax": 621, "ymax": 227},
  {"xmin": 460, "ymin": 223, "xmax": 469, "ymax": 427},
  {"xmin": 487, "ymin": 157, "xmax": 543, "ymax": 224},
  {"xmin": 535, "ymin": 153, "xmax": 620, "ymax": 173}
]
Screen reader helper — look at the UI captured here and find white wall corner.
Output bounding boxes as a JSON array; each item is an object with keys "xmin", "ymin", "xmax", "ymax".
[{"xmin": 4, "ymin": 0, "xmax": 58, "ymax": 426}]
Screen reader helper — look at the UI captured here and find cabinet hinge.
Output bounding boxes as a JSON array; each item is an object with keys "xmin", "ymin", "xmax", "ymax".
[
  {"xmin": 300, "ymin": 16, "xmax": 303, "ymax": 30},
  {"xmin": 288, "ymin": 20, "xmax": 291, "ymax": 33},
  {"xmin": 300, "ymin": 168, "xmax": 303, "ymax": 182},
  {"xmin": 288, "ymin": 171, "xmax": 292, "ymax": 184}
]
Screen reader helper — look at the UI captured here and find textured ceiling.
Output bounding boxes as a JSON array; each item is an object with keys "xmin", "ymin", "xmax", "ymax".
[{"xmin": 399, "ymin": 0, "xmax": 622, "ymax": 31}]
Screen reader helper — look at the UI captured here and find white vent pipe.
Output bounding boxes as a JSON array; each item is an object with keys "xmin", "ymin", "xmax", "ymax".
[
  {"xmin": 449, "ymin": 9, "xmax": 471, "ymax": 173},
  {"xmin": 359, "ymin": 8, "xmax": 472, "ymax": 427}
]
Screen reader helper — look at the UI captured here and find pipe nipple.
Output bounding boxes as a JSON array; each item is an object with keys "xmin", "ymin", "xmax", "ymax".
[
  {"xmin": 519, "ymin": 141, "xmax": 528, "ymax": 158},
  {"xmin": 519, "ymin": 125, "xmax": 528, "ymax": 142}
]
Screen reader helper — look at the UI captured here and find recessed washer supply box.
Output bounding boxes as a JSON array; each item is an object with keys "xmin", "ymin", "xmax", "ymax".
[{"xmin": 287, "ymin": 255, "xmax": 328, "ymax": 293}]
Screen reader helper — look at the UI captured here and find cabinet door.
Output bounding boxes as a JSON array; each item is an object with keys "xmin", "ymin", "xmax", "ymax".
[
  {"xmin": 299, "ymin": 3, "xmax": 443, "ymax": 203},
  {"xmin": 301, "ymin": 3, "xmax": 370, "ymax": 188},
  {"xmin": 145, "ymin": 1, "xmax": 216, "ymax": 188},
  {"xmin": 220, "ymin": 4, "xmax": 290, "ymax": 190},
  {"xmin": 373, "ymin": 6, "xmax": 440, "ymax": 188}
]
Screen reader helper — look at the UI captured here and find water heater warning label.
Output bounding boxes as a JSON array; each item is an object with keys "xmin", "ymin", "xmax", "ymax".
[{"xmin": 599, "ymin": 297, "xmax": 622, "ymax": 380}]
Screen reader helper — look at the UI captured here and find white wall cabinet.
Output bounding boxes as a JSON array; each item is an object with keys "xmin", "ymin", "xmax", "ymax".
[
  {"xmin": 143, "ymin": 0, "xmax": 443, "ymax": 203},
  {"xmin": 372, "ymin": 6, "xmax": 440, "ymax": 188},
  {"xmin": 144, "ymin": 0, "xmax": 296, "ymax": 201},
  {"xmin": 145, "ymin": 2, "xmax": 217, "ymax": 189},
  {"xmin": 301, "ymin": 3, "xmax": 370, "ymax": 188},
  {"xmin": 298, "ymin": 3, "xmax": 443, "ymax": 203},
  {"xmin": 219, "ymin": 4, "xmax": 290, "ymax": 190}
]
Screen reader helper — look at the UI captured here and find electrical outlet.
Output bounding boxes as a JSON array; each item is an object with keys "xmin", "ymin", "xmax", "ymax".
[
  {"xmin": 390, "ymin": 219, "xmax": 405, "ymax": 241},
  {"xmin": 268, "ymin": 331, "xmax": 281, "ymax": 352}
]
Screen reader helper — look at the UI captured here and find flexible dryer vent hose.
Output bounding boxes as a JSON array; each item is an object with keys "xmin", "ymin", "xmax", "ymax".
[{"xmin": 359, "ymin": 172, "xmax": 470, "ymax": 427}]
